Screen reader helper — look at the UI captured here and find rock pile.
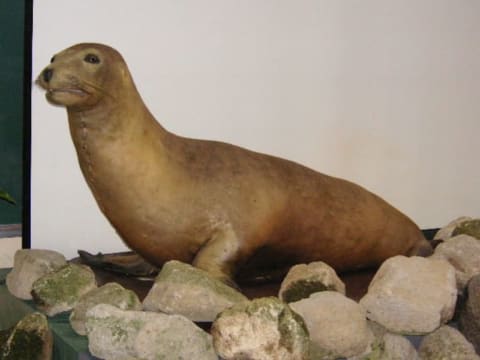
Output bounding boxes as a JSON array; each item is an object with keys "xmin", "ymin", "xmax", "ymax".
[{"xmin": 3, "ymin": 216, "xmax": 480, "ymax": 359}]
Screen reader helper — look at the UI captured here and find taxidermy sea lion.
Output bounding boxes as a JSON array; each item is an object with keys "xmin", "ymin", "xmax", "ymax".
[{"xmin": 37, "ymin": 43, "xmax": 431, "ymax": 286}]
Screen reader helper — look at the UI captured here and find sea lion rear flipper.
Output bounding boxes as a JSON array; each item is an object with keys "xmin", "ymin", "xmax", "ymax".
[{"xmin": 77, "ymin": 250, "xmax": 159, "ymax": 277}]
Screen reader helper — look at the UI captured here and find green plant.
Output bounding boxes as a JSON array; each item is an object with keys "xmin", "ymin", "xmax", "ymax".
[{"xmin": 0, "ymin": 189, "xmax": 15, "ymax": 204}]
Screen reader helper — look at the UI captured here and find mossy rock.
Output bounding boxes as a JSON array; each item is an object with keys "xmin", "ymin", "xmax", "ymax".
[
  {"xmin": 32, "ymin": 263, "xmax": 97, "ymax": 316},
  {"xmin": 453, "ymin": 219, "xmax": 480, "ymax": 240},
  {"xmin": 0, "ymin": 312, "xmax": 52, "ymax": 360}
]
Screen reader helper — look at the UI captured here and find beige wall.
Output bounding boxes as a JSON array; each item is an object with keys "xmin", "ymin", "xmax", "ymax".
[{"xmin": 31, "ymin": 0, "xmax": 480, "ymax": 259}]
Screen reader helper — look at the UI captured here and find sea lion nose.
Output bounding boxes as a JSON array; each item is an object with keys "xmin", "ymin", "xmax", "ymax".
[{"xmin": 42, "ymin": 68, "xmax": 54, "ymax": 83}]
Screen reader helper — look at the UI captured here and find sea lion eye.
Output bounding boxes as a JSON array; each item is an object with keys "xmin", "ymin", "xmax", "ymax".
[
  {"xmin": 50, "ymin": 56, "xmax": 55, "ymax": 63},
  {"xmin": 84, "ymin": 54, "xmax": 100, "ymax": 64}
]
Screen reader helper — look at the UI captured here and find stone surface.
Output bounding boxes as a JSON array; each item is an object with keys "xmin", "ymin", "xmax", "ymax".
[
  {"xmin": 0, "ymin": 312, "xmax": 52, "ymax": 360},
  {"xmin": 6, "ymin": 249, "xmax": 67, "ymax": 300},
  {"xmin": 278, "ymin": 261, "xmax": 345, "ymax": 303},
  {"xmin": 86, "ymin": 304, "xmax": 216, "ymax": 360},
  {"xmin": 289, "ymin": 291, "xmax": 371, "ymax": 359},
  {"xmin": 143, "ymin": 260, "xmax": 247, "ymax": 322},
  {"xmin": 360, "ymin": 256, "xmax": 457, "ymax": 334},
  {"xmin": 31, "ymin": 263, "xmax": 97, "ymax": 316},
  {"xmin": 431, "ymin": 234, "xmax": 480, "ymax": 291},
  {"xmin": 434, "ymin": 216, "xmax": 472, "ymax": 242},
  {"xmin": 70, "ymin": 282, "xmax": 142, "ymax": 335},
  {"xmin": 134, "ymin": 314, "xmax": 217, "ymax": 360},
  {"xmin": 418, "ymin": 325, "xmax": 480, "ymax": 360},
  {"xmin": 452, "ymin": 219, "xmax": 480, "ymax": 240},
  {"xmin": 459, "ymin": 274, "xmax": 480, "ymax": 354},
  {"xmin": 349, "ymin": 321, "xmax": 418, "ymax": 360},
  {"xmin": 211, "ymin": 297, "xmax": 309, "ymax": 360}
]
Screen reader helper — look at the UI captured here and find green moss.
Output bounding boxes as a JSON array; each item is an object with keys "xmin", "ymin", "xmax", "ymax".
[
  {"xmin": 1, "ymin": 329, "xmax": 43, "ymax": 360},
  {"xmin": 0, "ymin": 328, "xmax": 13, "ymax": 352},
  {"xmin": 282, "ymin": 280, "xmax": 332, "ymax": 303},
  {"xmin": 452, "ymin": 219, "xmax": 480, "ymax": 239},
  {"xmin": 32, "ymin": 264, "xmax": 95, "ymax": 306},
  {"xmin": 358, "ymin": 339, "xmax": 385, "ymax": 360},
  {"xmin": 277, "ymin": 307, "xmax": 309, "ymax": 354}
]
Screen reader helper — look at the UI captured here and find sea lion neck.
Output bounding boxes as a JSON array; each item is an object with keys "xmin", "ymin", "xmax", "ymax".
[{"xmin": 66, "ymin": 81, "xmax": 169, "ymax": 142}]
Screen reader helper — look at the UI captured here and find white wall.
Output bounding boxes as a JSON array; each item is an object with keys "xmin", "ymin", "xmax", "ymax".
[{"xmin": 32, "ymin": 0, "xmax": 480, "ymax": 259}]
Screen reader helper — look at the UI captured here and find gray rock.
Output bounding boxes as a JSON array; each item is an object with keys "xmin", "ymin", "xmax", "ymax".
[
  {"xmin": 86, "ymin": 304, "xmax": 151, "ymax": 359},
  {"xmin": 134, "ymin": 315, "xmax": 217, "ymax": 360},
  {"xmin": 289, "ymin": 291, "xmax": 372, "ymax": 359},
  {"xmin": 434, "ymin": 216, "xmax": 473, "ymax": 242},
  {"xmin": 211, "ymin": 297, "xmax": 309, "ymax": 360},
  {"xmin": 6, "ymin": 249, "xmax": 67, "ymax": 300},
  {"xmin": 459, "ymin": 274, "xmax": 480, "ymax": 354},
  {"xmin": 418, "ymin": 325, "xmax": 480, "ymax": 360},
  {"xmin": 452, "ymin": 219, "xmax": 480, "ymax": 240},
  {"xmin": 0, "ymin": 312, "xmax": 53, "ymax": 360},
  {"xmin": 143, "ymin": 260, "xmax": 247, "ymax": 322},
  {"xmin": 431, "ymin": 234, "xmax": 480, "ymax": 291},
  {"xmin": 70, "ymin": 282, "xmax": 142, "ymax": 335},
  {"xmin": 360, "ymin": 256, "xmax": 457, "ymax": 334},
  {"xmin": 278, "ymin": 261, "xmax": 345, "ymax": 303},
  {"xmin": 31, "ymin": 263, "xmax": 97, "ymax": 316},
  {"xmin": 349, "ymin": 321, "xmax": 418, "ymax": 360},
  {"xmin": 86, "ymin": 304, "xmax": 216, "ymax": 360}
]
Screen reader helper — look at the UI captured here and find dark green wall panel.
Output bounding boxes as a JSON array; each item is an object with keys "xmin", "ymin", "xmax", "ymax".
[{"xmin": 0, "ymin": 1, "xmax": 27, "ymax": 224}]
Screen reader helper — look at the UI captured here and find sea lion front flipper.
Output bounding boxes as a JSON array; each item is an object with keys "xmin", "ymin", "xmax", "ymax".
[{"xmin": 192, "ymin": 225, "xmax": 242, "ymax": 289}]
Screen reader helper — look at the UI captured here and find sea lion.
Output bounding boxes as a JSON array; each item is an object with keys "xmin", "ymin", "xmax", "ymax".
[{"xmin": 37, "ymin": 43, "xmax": 431, "ymax": 286}]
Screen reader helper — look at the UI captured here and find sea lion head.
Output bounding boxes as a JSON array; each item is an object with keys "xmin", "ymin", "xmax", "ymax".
[{"xmin": 37, "ymin": 43, "xmax": 132, "ymax": 111}]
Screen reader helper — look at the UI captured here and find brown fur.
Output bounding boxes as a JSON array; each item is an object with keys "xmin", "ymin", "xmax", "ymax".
[{"xmin": 37, "ymin": 43, "xmax": 431, "ymax": 285}]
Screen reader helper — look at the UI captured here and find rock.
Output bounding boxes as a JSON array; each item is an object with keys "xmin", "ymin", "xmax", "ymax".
[
  {"xmin": 431, "ymin": 234, "xmax": 480, "ymax": 291},
  {"xmin": 418, "ymin": 325, "xmax": 480, "ymax": 360},
  {"xmin": 349, "ymin": 321, "xmax": 418, "ymax": 360},
  {"xmin": 434, "ymin": 216, "xmax": 472, "ymax": 242},
  {"xmin": 143, "ymin": 260, "xmax": 247, "ymax": 322},
  {"xmin": 31, "ymin": 263, "xmax": 97, "ymax": 316},
  {"xmin": 452, "ymin": 219, "xmax": 480, "ymax": 240},
  {"xmin": 278, "ymin": 261, "xmax": 345, "ymax": 303},
  {"xmin": 133, "ymin": 314, "xmax": 217, "ymax": 360},
  {"xmin": 359, "ymin": 256, "xmax": 457, "ymax": 334},
  {"xmin": 0, "ymin": 312, "xmax": 52, "ymax": 360},
  {"xmin": 6, "ymin": 249, "xmax": 67, "ymax": 300},
  {"xmin": 70, "ymin": 282, "xmax": 142, "ymax": 335},
  {"xmin": 289, "ymin": 291, "xmax": 371, "ymax": 359},
  {"xmin": 459, "ymin": 274, "xmax": 480, "ymax": 353},
  {"xmin": 211, "ymin": 297, "xmax": 309, "ymax": 360},
  {"xmin": 86, "ymin": 304, "xmax": 216, "ymax": 360}
]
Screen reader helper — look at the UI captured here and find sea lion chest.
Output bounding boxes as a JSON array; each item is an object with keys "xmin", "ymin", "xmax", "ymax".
[{"xmin": 67, "ymin": 114, "xmax": 210, "ymax": 261}]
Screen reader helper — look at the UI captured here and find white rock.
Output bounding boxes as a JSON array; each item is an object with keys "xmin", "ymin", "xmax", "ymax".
[
  {"xmin": 434, "ymin": 216, "xmax": 472, "ymax": 241},
  {"xmin": 431, "ymin": 234, "xmax": 480, "ymax": 291},
  {"xmin": 211, "ymin": 297, "xmax": 309, "ymax": 360},
  {"xmin": 290, "ymin": 291, "xmax": 372, "ymax": 359},
  {"xmin": 6, "ymin": 249, "xmax": 67, "ymax": 300},
  {"xmin": 278, "ymin": 261, "xmax": 345, "ymax": 303},
  {"xmin": 143, "ymin": 260, "xmax": 247, "ymax": 322},
  {"xmin": 70, "ymin": 282, "xmax": 142, "ymax": 335},
  {"xmin": 86, "ymin": 304, "xmax": 216, "ymax": 360},
  {"xmin": 134, "ymin": 315, "xmax": 217, "ymax": 360},
  {"xmin": 360, "ymin": 256, "xmax": 457, "ymax": 334},
  {"xmin": 418, "ymin": 325, "xmax": 480, "ymax": 360}
]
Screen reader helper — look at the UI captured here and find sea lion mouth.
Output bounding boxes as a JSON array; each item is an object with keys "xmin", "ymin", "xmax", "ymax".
[{"xmin": 47, "ymin": 88, "xmax": 88, "ymax": 96}]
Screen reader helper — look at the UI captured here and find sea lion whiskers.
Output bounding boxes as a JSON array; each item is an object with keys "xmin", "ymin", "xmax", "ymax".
[{"xmin": 78, "ymin": 78, "xmax": 116, "ymax": 101}]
